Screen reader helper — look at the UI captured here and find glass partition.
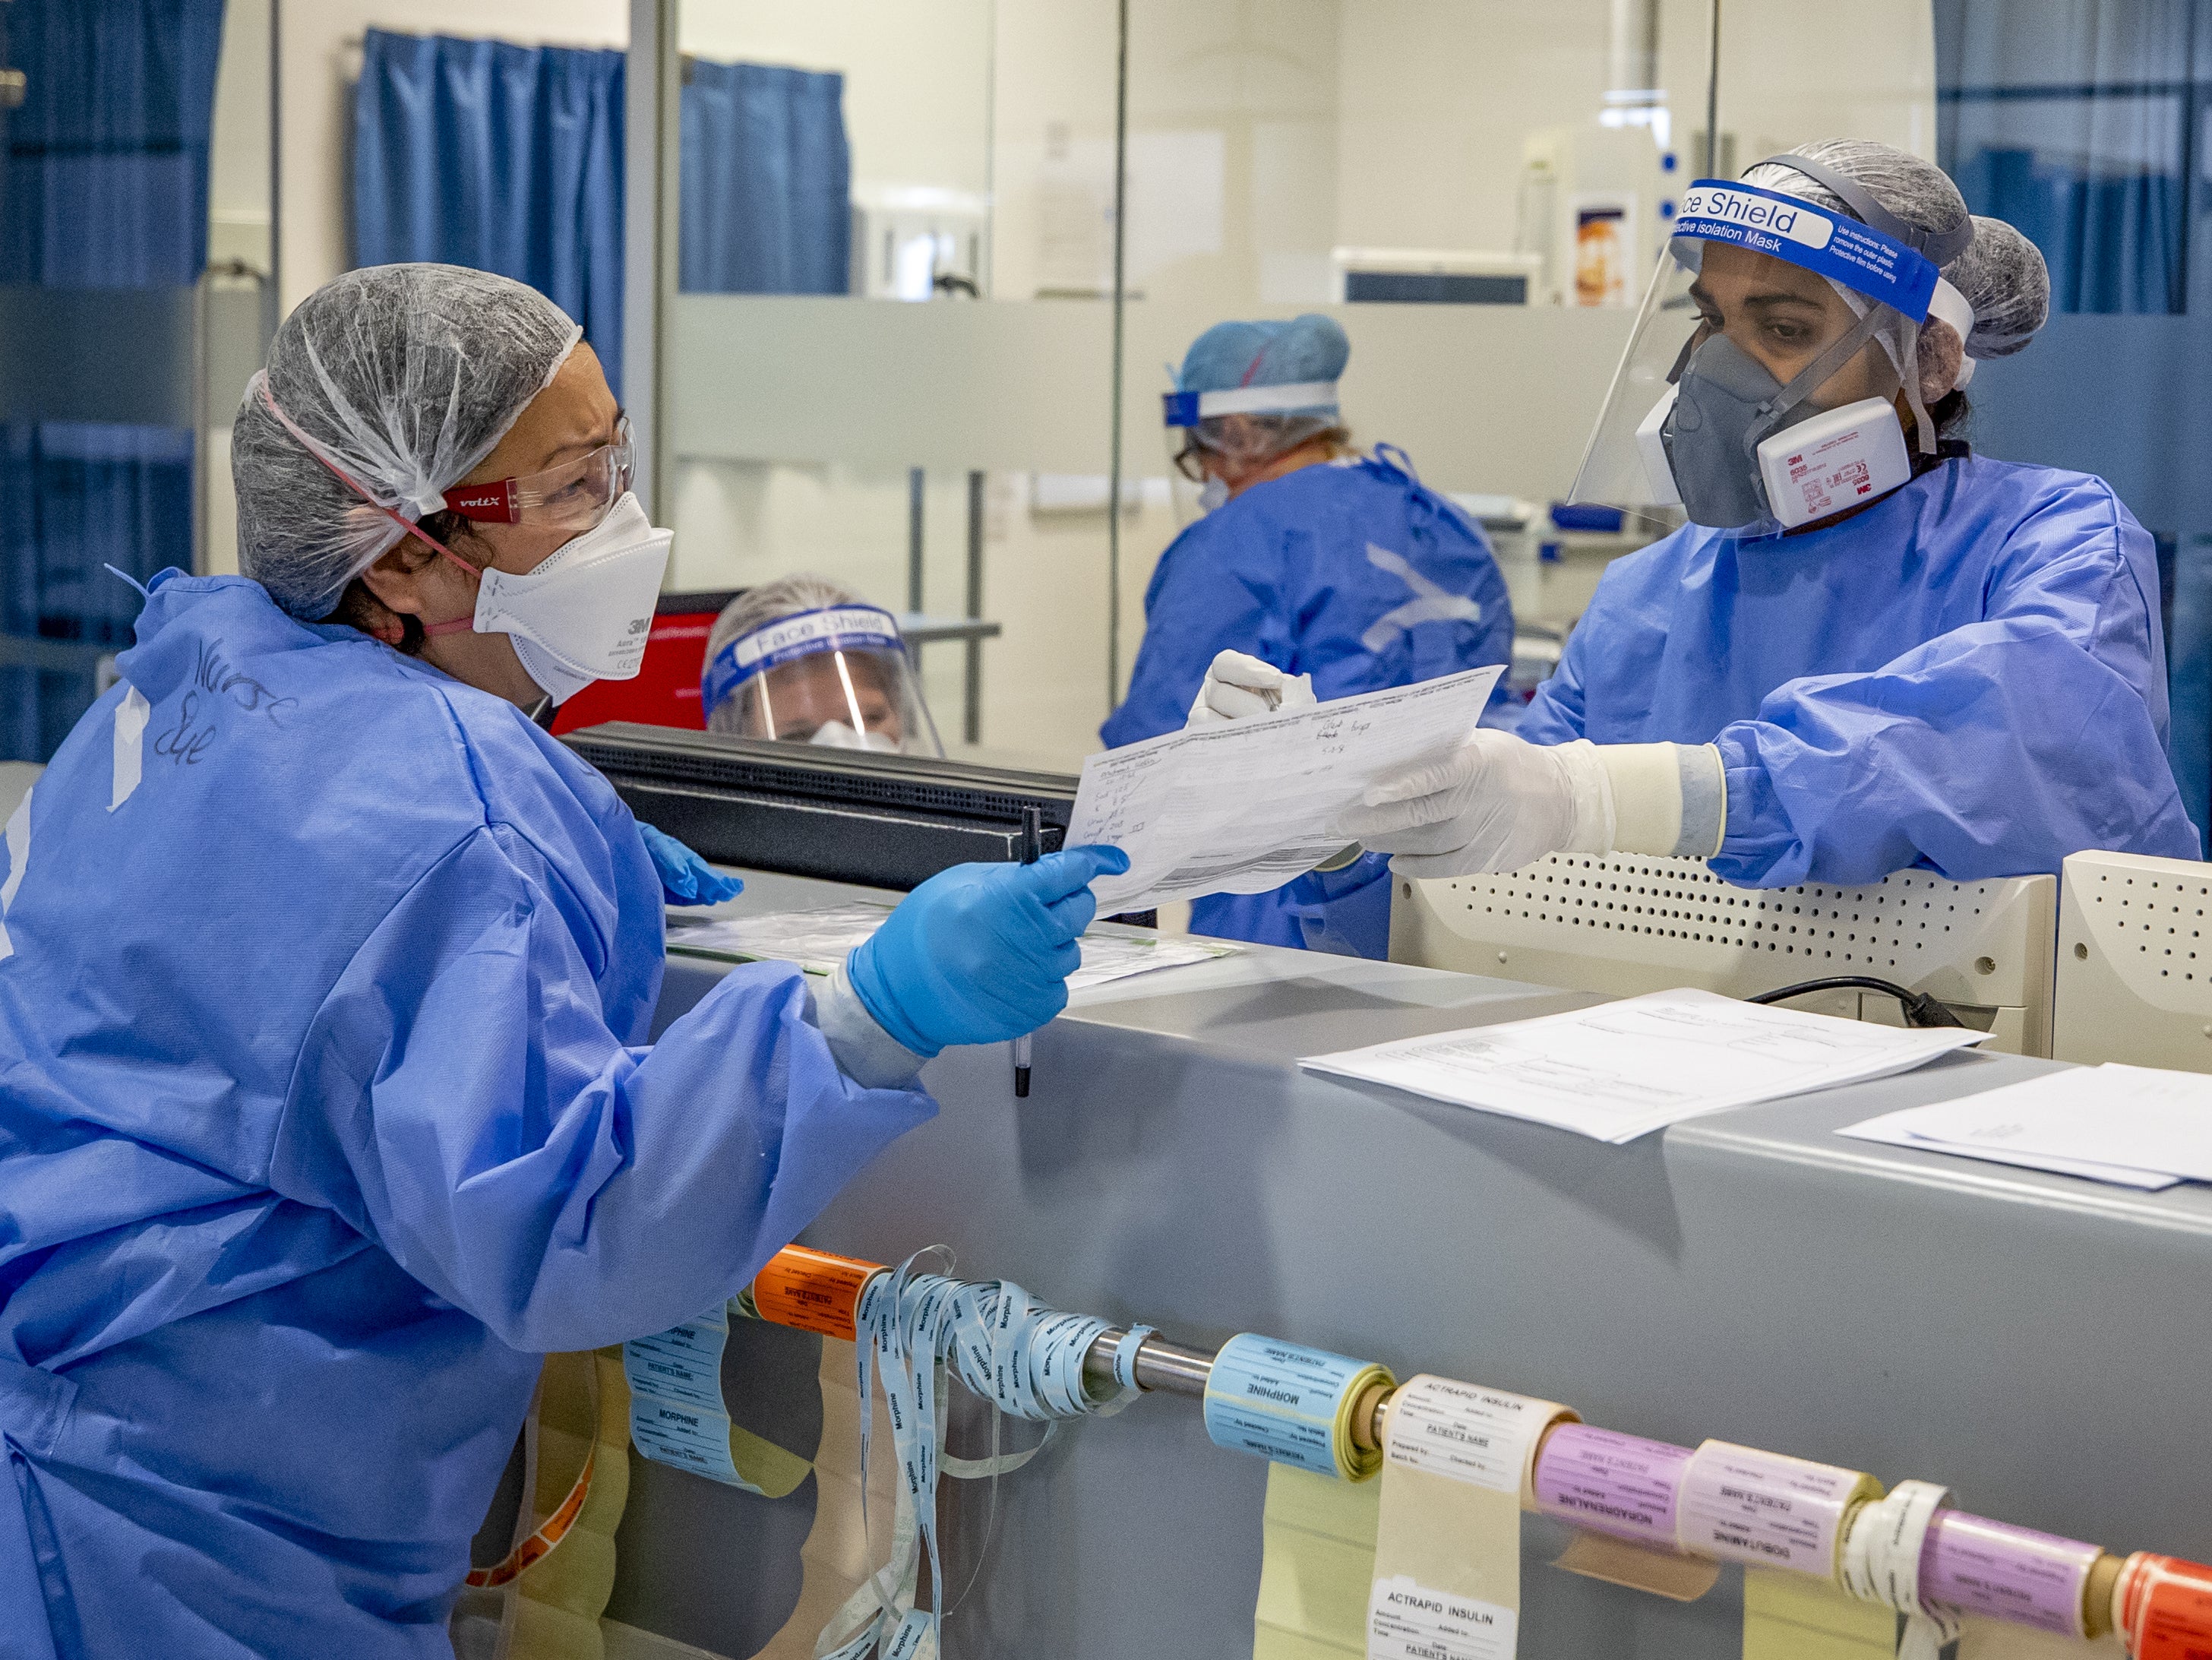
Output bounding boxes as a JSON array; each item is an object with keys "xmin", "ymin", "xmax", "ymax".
[
  {"xmin": 0, "ymin": 0, "xmax": 271, "ymax": 761},
  {"xmin": 656, "ymin": 0, "xmax": 1942, "ymax": 769}
]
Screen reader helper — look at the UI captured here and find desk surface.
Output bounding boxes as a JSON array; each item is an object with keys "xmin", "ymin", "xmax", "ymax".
[{"xmin": 608, "ymin": 871, "xmax": 2205, "ymax": 1659}]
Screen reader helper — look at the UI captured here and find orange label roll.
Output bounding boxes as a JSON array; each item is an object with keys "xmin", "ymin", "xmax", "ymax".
[
  {"xmin": 2119, "ymin": 1554, "xmax": 2212, "ymax": 1658},
  {"xmin": 751, "ymin": 1245, "xmax": 885, "ymax": 1342}
]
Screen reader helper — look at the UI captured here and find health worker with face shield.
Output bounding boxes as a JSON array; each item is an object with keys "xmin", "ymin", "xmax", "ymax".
[
  {"xmin": 0, "ymin": 264, "xmax": 1124, "ymax": 1660},
  {"xmin": 1101, "ymin": 313, "xmax": 1515, "ymax": 957},
  {"xmin": 1317, "ymin": 141, "xmax": 2197, "ymax": 885},
  {"xmin": 702, "ymin": 574, "xmax": 943, "ymax": 757}
]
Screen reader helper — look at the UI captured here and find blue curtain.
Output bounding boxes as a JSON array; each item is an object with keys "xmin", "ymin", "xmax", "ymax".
[
  {"xmin": 679, "ymin": 60, "xmax": 851, "ymax": 295},
  {"xmin": 0, "ymin": 0, "xmax": 222, "ymax": 761},
  {"xmin": 1948, "ymin": 145, "xmax": 2185, "ymax": 314},
  {"xmin": 1936, "ymin": 0, "xmax": 2206, "ymax": 317},
  {"xmin": 352, "ymin": 31, "xmax": 627, "ymax": 394},
  {"xmin": 1939, "ymin": 1, "xmax": 2212, "ymax": 851}
]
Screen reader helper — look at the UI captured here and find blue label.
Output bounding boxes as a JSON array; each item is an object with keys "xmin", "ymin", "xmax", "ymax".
[
  {"xmin": 1673, "ymin": 179, "xmax": 1938, "ymax": 322},
  {"xmin": 1202, "ymin": 1331, "xmax": 1379, "ymax": 1479},
  {"xmin": 1162, "ymin": 390, "xmax": 1202, "ymax": 428}
]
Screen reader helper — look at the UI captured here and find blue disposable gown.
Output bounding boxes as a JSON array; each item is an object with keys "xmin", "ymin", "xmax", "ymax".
[
  {"xmin": 0, "ymin": 574, "xmax": 935, "ymax": 1660},
  {"xmin": 1519, "ymin": 455, "xmax": 2200, "ymax": 884},
  {"xmin": 1101, "ymin": 449, "xmax": 1515, "ymax": 956}
]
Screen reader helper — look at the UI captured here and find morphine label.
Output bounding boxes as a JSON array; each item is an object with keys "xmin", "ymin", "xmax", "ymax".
[
  {"xmin": 1203, "ymin": 1333, "xmax": 1387, "ymax": 1481},
  {"xmin": 1367, "ymin": 1575, "xmax": 1515, "ymax": 1660}
]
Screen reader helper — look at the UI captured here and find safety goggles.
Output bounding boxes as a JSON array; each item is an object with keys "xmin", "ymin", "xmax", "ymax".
[{"xmin": 441, "ymin": 416, "xmax": 634, "ymax": 533}]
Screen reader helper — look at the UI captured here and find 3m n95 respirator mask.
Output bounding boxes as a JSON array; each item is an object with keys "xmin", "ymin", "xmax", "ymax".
[{"xmin": 1570, "ymin": 155, "xmax": 1977, "ymax": 538}]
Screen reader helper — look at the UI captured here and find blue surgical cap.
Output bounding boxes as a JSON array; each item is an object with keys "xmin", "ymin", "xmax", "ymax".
[{"xmin": 1176, "ymin": 314, "xmax": 1350, "ymax": 402}]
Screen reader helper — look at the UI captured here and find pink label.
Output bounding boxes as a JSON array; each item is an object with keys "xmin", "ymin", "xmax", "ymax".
[
  {"xmin": 1531, "ymin": 1423, "xmax": 1694, "ymax": 1546},
  {"xmin": 1923, "ymin": 1511, "xmax": 2097, "ymax": 1636},
  {"xmin": 1676, "ymin": 1441, "xmax": 1866, "ymax": 1573}
]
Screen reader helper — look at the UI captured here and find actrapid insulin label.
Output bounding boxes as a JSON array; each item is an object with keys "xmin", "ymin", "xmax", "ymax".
[
  {"xmin": 1384, "ymin": 1376, "xmax": 1553, "ymax": 1493},
  {"xmin": 1368, "ymin": 1576, "xmax": 1516, "ymax": 1660},
  {"xmin": 1677, "ymin": 1440, "xmax": 1872, "ymax": 1573}
]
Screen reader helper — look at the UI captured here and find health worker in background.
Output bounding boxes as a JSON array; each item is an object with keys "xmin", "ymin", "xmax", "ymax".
[
  {"xmin": 0, "ymin": 263, "xmax": 1124, "ymax": 1659},
  {"xmin": 702, "ymin": 573, "xmax": 944, "ymax": 756},
  {"xmin": 1295, "ymin": 141, "xmax": 2195, "ymax": 885},
  {"xmin": 1101, "ymin": 312, "xmax": 1515, "ymax": 958}
]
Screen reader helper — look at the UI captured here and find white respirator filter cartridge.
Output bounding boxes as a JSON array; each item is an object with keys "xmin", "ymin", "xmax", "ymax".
[
  {"xmin": 1755, "ymin": 397, "xmax": 1912, "ymax": 530},
  {"xmin": 1635, "ymin": 384, "xmax": 1684, "ymax": 507}
]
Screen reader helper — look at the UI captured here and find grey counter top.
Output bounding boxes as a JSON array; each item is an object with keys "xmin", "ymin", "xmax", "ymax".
[{"xmin": 611, "ymin": 870, "xmax": 2204, "ymax": 1659}]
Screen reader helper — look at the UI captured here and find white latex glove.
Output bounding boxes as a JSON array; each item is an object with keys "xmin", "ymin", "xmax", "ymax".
[
  {"xmin": 1185, "ymin": 650, "xmax": 1317, "ymax": 729},
  {"xmin": 1332, "ymin": 730, "xmax": 1616, "ymax": 878}
]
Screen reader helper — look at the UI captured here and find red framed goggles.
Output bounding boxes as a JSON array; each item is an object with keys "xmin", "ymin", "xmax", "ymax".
[{"xmin": 441, "ymin": 416, "xmax": 634, "ymax": 532}]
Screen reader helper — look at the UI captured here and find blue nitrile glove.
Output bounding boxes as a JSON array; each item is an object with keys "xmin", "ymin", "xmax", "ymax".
[
  {"xmin": 845, "ymin": 844, "xmax": 1131, "ymax": 1056},
  {"xmin": 640, "ymin": 822, "xmax": 746, "ymax": 906}
]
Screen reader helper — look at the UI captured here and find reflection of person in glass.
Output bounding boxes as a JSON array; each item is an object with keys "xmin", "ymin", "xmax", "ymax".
[
  {"xmin": 702, "ymin": 574, "xmax": 944, "ymax": 755},
  {"xmin": 1101, "ymin": 313, "xmax": 1513, "ymax": 960}
]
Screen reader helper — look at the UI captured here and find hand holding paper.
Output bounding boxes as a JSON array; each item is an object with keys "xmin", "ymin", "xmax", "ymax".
[{"xmin": 1072, "ymin": 665, "xmax": 1503, "ymax": 915}]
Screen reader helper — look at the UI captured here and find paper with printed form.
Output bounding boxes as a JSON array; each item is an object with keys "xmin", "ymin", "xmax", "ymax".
[
  {"xmin": 665, "ymin": 903, "xmax": 1240, "ymax": 993},
  {"xmin": 1838, "ymin": 1062, "xmax": 2212, "ymax": 1190},
  {"xmin": 1069, "ymin": 665, "xmax": 1503, "ymax": 915},
  {"xmin": 1300, "ymin": 988, "xmax": 1986, "ymax": 1143}
]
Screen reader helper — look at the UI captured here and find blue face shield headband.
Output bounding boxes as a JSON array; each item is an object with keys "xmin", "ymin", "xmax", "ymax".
[
  {"xmin": 1161, "ymin": 380, "xmax": 1341, "ymax": 428},
  {"xmin": 1570, "ymin": 163, "xmax": 1980, "ymax": 536},
  {"xmin": 1671, "ymin": 178, "xmax": 1942, "ymax": 324},
  {"xmin": 701, "ymin": 606, "xmax": 911, "ymax": 732}
]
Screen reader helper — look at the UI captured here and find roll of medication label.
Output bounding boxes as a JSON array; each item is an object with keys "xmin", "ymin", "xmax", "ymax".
[
  {"xmin": 1369, "ymin": 1376, "xmax": 1577, "ymax": 1660},
  {"xmin": 1677, "ymin": 1440, "xmax": 1879, "ymax": 1576},
  {"xmin": 624, "ymin": 1302, "xmax": 809, "ymax": 1497},
  {"xmin": 2120, "ymin": 1554, "xmax": 2212, "ymax": 1658},
  {"xmin": 1922, "ymin": 1512, "xmax": 2100, "ymax": 1637},
  {"xmin": 1382, "ymin": 1375, "xmax": 1576, "ymax": 1501},
  {"xmin": 753, "ymin": 1246, "xmax": 883, "ymax": 1343},
  {"xmin": 1367, "ymin": 1575, "xmax": 1515, "ymax": 1660},
  {"xmin": 1533, "ymin": 1423, "xmax": 1694, "ymax": 1548},
  {"xmin": 1203, "ymin": 1333, "xmax": 1394, "ymax": 1482}
]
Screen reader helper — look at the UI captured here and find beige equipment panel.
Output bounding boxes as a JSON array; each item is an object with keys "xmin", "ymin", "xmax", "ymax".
[
  {"xmin": 2054, "ymin": 849, "xmax": 2212, "ymax": 1070},
  {"xmin": 1390, "ymin": 853, "xmax": 2057, "ymax": 1057}
]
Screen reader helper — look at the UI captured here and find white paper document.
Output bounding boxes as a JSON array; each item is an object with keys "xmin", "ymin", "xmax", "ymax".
[
  {"xmin": 1300, "ymin": 988, "xmax": 1987, "ymax": 1143},
  {"xmin": 1837, "ymin": 1063, "xmax": 2212, "ymax": 1190},
  {"xmin": 1068, "ymin": 664, "xmax": 1503, "ymax": 915},
  {"xmin": 664, "ymin": 903, "xmax": 1240, "ymax": 993}
]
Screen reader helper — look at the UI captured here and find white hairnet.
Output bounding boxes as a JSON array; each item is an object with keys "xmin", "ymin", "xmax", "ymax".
[
  {"xmin": 233, "ymin": 264, "xmax": 582, "ymax": 621},
  {"xmin": 1743, "ymin": 141, "xmax": 2051, "ymax": 371},
  {"xmin": 704, "ymin": 572, "xmax": 871, "ymax": 736}
]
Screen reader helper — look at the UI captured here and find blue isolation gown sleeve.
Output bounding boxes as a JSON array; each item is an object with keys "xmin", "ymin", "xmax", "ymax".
[
  {"xmin": 1279, "ymin": 850, "xmax": 1395, "ymax": 958},
  {"xmin": 1711, "ymin": 497, "xmax": 2201, "ymax": 886},
  {"xmin": 273, "ymin": 821, "xmax": 934, "ymax": 1354},
  {"xmin": 1515, "ymin": 640, "xmax": 1591, "ymax": 745},
  {"xmin": 1101, "ymin": 514, "xmax": 1277, "ymax": 749}
]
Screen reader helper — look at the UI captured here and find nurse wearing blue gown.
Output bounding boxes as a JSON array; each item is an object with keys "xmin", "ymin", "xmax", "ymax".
[
  {"xmin": 1235, "ymin": 144, "xmax": 2198, "ymax": 890},
  {"xmin": 0, "ymin": 264, "xmax": 1123, "ymax": 1659},
  {"xmin": 1101, "ymin": 315, "xmax": 1514, "ymax": 956}
]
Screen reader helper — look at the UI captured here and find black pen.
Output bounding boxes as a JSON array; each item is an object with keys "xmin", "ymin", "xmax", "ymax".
[{"xmin": 1013, "ymin": 805, "xmax": 1042, "ymax": 1098}]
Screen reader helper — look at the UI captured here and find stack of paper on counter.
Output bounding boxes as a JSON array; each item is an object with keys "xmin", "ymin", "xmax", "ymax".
[
  {"xmin": 665, "ymin": 903, "xmax": 1240, "ymax": 994},
  {"xmin": 1838, "ymin": 1063, "xmax": 2212, "ymax": 1190},
  {"xmin": 1299, "ymin": 988, "xmax": 1987, "ymax": 1143}
]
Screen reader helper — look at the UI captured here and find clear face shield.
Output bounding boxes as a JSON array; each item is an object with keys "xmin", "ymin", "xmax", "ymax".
[
  {"xmin": 1162, "ymin": 379, "xmax": 1341, "ymax": 523},
  {"xmin": 1569, "ymin": 162, "xmax": 1974, "ymax": 539},
  {"xmin": 701, "ymin": 605, "xmax": 945, "ymax": 757}
]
